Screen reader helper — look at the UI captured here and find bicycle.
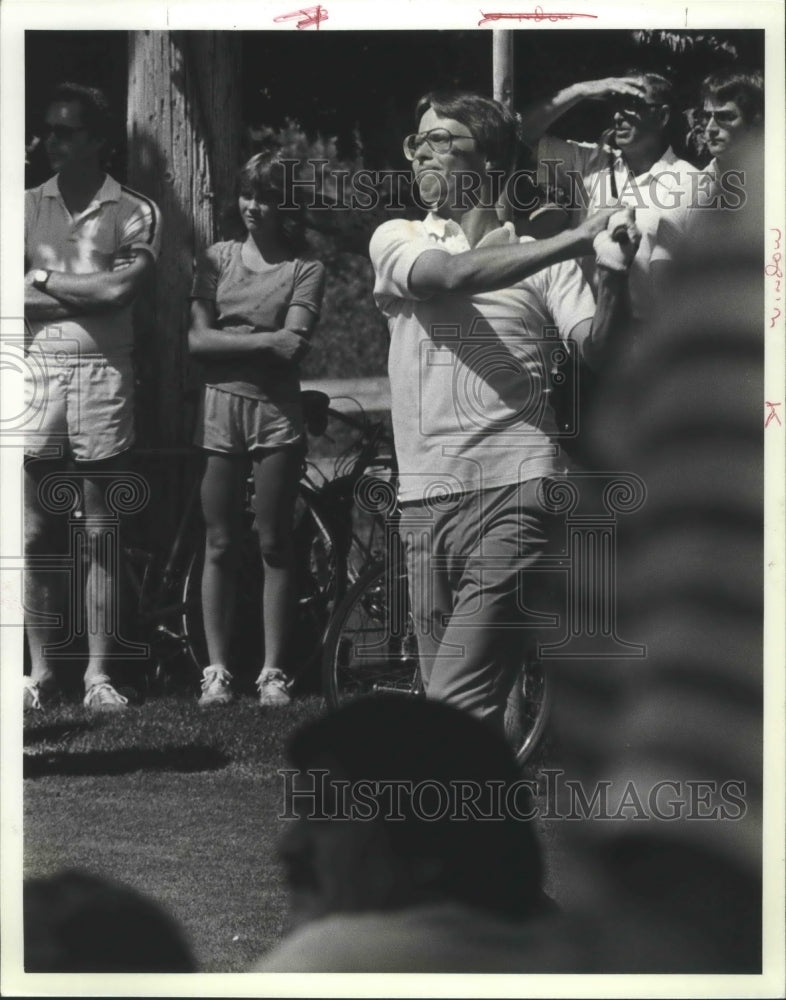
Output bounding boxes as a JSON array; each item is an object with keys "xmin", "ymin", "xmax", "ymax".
[
  {"xmin": 321, "ymin": 494, "xmax": 554, "ymax": 767},
  {"xmin": 121, "ymin": 390, "xmax": 394, "ymax": 695},
  {"xmin": 121, "ymin": 462, "xmax": 340, "ymax": 696}
]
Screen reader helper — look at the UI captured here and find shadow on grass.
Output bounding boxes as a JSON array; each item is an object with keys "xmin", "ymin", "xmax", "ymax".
[
  {"xmin": 24, "ymin": 722, "xmax": 94, "ymax": 746},
  {"xmin": 24, "ymin": 744, "xmax": 230, "ymax": 779}
]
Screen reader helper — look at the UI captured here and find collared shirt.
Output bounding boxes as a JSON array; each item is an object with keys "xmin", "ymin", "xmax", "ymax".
[
  {"xmin": 25, "ymin": 173, "xmax": 161, "ymax": 359},
  {"xmin": 651, "ymin": 158, "xmax": 721, "ymax": 264},
  {"xmin": 369, "ymin": 213, "xmax": 596, "ymax": 503},
  {"xmin": 536, "ymin": 136, "xmax": 697, "ymax": 318}
]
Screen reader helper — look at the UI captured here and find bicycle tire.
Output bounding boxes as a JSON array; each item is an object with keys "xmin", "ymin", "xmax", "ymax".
[
  {"xmin": 503, "ymin": 653, "xmax": 552, "ymax": 767},
  {"xmin": 181, "ymin": 486, "xmax": 345, "ymax": 691},
  {"xmin": 322, "ymin": 557, "xmax": 551, "ymax": 766},
  {"xmin": 322, "ymin": 557, "xmax": 422, "ymax": 706}
]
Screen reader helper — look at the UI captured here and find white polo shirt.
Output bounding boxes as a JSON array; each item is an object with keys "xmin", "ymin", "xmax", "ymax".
[
  {"xmin": 651, "ymin": 158, "xmax": 720, "ymax": 264},
  {"xmin": 25, "ymin": 173, "xmax": 161, "ymax": 359},
  {"xmin": 536, "ymin": 136, "xmax": 697, "ymax": 319},
  {"xmin": 369, "ymin": 214, "xmax": 596, "ymax": 503}
]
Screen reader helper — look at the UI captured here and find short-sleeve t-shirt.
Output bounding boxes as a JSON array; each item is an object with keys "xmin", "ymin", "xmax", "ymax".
[
  {"xmin": 190, "ymin": 240, "xmax": 325, "ymax": 402},
  {"xmin": 369, "ymin": 215, "xmax": 596, "ymax": 503},
  {"xmin": 25, "ymin": 173, "xmax": 161, "ymax": 360}
]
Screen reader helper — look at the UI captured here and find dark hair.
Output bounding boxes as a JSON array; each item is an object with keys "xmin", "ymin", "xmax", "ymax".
[
  {"xmin": 221, "ymin": 151, "xmax": 308, "ymax": 254},
  {"xmin": 414, "ymin": 91, "xmax": 518, "ymax": 173},
  {"xmin": 618, "ymin": 69, "xmax": 679, "ymax": 147},
  {"xmin": 623, "ymin": 70, "xmax": 677, "ymax": 109},
  {"xmin": 24, "ymin": 870, "xmax": 196, "ymax": 972},
  {"xmin": 47, "ymin": 82, "xmax": 114, "ymax": 142},
  {"xmin": 288, "ymin": 696, "xmax": 544, "ymax": 921},
  {"xmin": 701, "ymin": 69, "xmax": 764, "ymax": 126}
]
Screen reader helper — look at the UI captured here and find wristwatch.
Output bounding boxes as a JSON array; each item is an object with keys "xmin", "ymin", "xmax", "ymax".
[{"xmin": 32, "ymin": 268, "xmax": 51, "ymax": 290}]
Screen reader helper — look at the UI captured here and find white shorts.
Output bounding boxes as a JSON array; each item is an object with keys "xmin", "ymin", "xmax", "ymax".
[{"xmin": 23, "ymin": 353, "xmax": 135, "ymax": 462}]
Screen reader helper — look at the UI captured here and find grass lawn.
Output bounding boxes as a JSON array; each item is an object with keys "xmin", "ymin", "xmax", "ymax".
[
  {"xmin": 21, "ymin": 410, "xmax": 572, "ymax": 973},
  {"xmin": 24, "ymin": 689, "xmax": 570, "ymax": 974},
  {"xmin": 23, "ymin": 694, "xmax": 326, "ymax": 972}
]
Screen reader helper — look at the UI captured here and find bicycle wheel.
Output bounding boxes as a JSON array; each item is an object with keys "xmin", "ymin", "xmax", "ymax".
[
  {"xmin": 322, "ymin": 556, "xmax": 551, "ymax": 765},
  {"xmin": 181, "ymin": 486, "xmax": 345, "ymax": 691},
  {"xmin": 292, "ymin": 487, "xmax": 347, "ymax": 687},
  {"xmin": 503, "ymin": 654, "xmax": 552, "ymax": 767},
  {"xmin": 322, "ymin": 559, "xmax": 422, "ymax": 706}
]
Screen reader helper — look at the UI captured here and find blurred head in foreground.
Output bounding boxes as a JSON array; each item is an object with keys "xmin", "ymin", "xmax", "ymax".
[
  {"xmin": 561, "ymin": 130, "xmax": 765, "ymax": 973},
  {"xmin": 279, "ymin": 696, "xmax": 543, "ymax": 929},
  {"xmin": 24, "ymin": 870, "xmax": 195, "ymax": 972}
]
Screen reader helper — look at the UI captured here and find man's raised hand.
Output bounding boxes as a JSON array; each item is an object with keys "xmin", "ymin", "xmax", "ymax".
[{"xmin": 580, "ymin": 77, "xmax": 649, "ymax": 101}]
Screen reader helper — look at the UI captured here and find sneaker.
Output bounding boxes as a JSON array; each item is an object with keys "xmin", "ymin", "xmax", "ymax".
[
  {"xmin": 84, "ymin": 681, "xmax": 129, "ymax": 713},
  {"xmin": 23, "ymin": 679, "xmax": 45, "ymax": 712},
  {"xmin": 198, "ymin": 665, "xmax": 234, "ymax": 707},
  {"xmin": 256, "ymin": 668, "xmax": 292, "ymax": 707}
]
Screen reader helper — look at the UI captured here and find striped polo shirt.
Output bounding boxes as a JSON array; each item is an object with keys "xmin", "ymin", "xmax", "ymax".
[{"xmin": 25, "ymin": 173, "xmax": 161, "ymax": 359}]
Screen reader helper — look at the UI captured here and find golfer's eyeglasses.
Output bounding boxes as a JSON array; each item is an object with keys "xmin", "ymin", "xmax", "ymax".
[
  {"xmin": 692, "ymin": 109, "xmax": 740, "ymax": 128},
  {"xmin": 403, "ymin": 128, "xmax": 477, "ymax": 160}
]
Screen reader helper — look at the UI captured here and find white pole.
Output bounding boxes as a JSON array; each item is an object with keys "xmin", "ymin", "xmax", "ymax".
[
  {"xmin": 492, "ymin": 29, "xmax": 514, "ymax": 108},
  {"xmin": 492, "ymin": 30, "xmax": 515, "ymax": 221}
]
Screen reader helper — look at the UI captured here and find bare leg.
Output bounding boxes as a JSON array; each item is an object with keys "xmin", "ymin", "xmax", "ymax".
[
  {"xmin": 200, "ymin": 452, "xmax": 246, "ymax": 668},
  {"xmin": 252, "ymin": 446, "xmax": 302, "ymax": 675},
  {"xmin": 80, "ymin": 455, "xmax": 133, "ymax": 689},
  {"xmin": 24, "ymin": 459, "xmax": 68, "ymax": 691}
]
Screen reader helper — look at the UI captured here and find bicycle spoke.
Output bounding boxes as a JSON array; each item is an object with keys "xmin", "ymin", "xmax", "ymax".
[{"xmin": 324, "ymin": 560, "xmax": 550, "ymax": 764}]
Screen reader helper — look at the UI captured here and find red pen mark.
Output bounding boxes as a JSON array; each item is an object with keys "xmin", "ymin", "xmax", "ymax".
[
  {"xmin": 764, "ymin": 401, "xmax": 782, "ymax": 428},
  {"xmin": 767, "ymin": 229, "xmax": 783, "ymax": 328},
  {"xmin": 274, "ymin": 5, "xmax": 327, "ymax": 29},
  {"xmin": 479, "ymin": 6, "xmax": 597, "ymax": 25}
]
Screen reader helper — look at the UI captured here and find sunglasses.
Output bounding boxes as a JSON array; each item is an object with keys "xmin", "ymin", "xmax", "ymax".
[
  {"xmin": 43, "ymin": 124, "xmax": 88, "ymax": 141},
  {"xmin": 609, "ymin": 100, "xmax": 664, "ymax": 119},
  {"xmin": 403, "ymin": 128, "xmax": 477, "ymax": 160},
  {"xmin": 692, "ymin": 109, "xmax": 740, "ymax": 128}
]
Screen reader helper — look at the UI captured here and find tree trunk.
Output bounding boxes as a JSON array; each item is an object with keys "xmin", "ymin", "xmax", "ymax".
[{"xmin": 126, "ymin": 30, "xmax": 241, "ymax": 544}]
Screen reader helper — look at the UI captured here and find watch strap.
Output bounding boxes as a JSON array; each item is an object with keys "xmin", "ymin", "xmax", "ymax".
[{"xmin": 33, "ymin": 269, "xmax": 51, "ymax": 290}]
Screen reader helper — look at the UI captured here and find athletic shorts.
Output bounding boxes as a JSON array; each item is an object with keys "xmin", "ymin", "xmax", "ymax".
[
  {"xmin": 23, "ymin": 353, "xmax": 135, "ymax": 463},
  {"xmin": 193, "ymin": 385, "xmax": 304, "ymax": 453}
]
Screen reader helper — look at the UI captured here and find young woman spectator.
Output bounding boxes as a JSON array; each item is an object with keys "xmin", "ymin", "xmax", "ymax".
[{"xmin": 188, "ymin": 152, "xmax": 325, "ymax": 707}]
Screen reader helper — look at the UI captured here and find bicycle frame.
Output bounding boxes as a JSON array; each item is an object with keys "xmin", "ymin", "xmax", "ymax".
[
  {"xmin": 122, "ymin": 392, "xmax": 396, "ymax": 691},
  {"xmin": 301, "ymin": 402, "xmax": 396, "ymax": 581}
]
